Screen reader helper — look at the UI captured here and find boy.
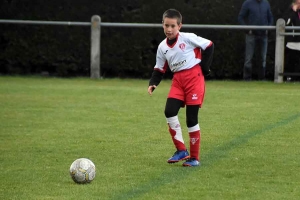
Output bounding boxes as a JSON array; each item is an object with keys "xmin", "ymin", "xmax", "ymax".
[{"xmin": 147, "ymin": 9, "xmax": 214, "ymax": 167}]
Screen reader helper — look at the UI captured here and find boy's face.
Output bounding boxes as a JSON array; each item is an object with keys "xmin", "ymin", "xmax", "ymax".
[{"xmin": 162, "ymin": 17, "xmax": 182, "ymax": 40}]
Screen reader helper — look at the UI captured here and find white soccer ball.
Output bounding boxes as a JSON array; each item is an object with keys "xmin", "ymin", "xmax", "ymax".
[{"xmin": 69, "ymin": 158, "xmax": 96, "ymax": 184}]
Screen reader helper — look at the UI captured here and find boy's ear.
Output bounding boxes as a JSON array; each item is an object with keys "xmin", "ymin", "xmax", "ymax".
[{"xmin": 178, "ymin": 23, "xmax": 182, "ymax": 30}]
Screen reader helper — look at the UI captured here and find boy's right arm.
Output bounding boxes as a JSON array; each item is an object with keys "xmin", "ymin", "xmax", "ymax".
[
  {"xmin": 148, "ymin": 70, "xmax": 164, "ymax": 95},
  {"xmin": 148, "ymin": 45, "xmax": 167, "ymax": 95}
]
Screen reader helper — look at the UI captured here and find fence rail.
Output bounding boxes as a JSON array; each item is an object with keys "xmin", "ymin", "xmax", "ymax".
[
  {"xmin": 2, "ymin": 19, "xmax": 300, "ymax": 30},
  {"xmin": 0, "ymin": 19, "xmax": 90, "ymax": 26},
  {"xmin": 1, "ymin": 17, "xmax": 299, "ymax": 82}
]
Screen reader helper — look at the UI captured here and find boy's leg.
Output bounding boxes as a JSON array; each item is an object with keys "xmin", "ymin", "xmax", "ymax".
[
  {"xmin": 182, "ymin": 105, "xmax": 201, "ymax": 167},
  {"xmin": 165, "ymin": 98, "xmax": 185, "ymax": 151},
  {"xmin": 179, "ymin": 67, "xmax": 204, "ymax": 166},
  {"xmin": 186, "ymin": 105, "xmax": 201, "ymax": 161},
  {"xmin": 165, "ymin": 98, "xmax": 189, "ymax": 162}
]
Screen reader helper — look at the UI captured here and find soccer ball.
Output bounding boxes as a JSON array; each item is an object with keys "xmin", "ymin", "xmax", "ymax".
[{"xmin": 69, "ymin": 158, "xmax": 96, "ymax": 184}]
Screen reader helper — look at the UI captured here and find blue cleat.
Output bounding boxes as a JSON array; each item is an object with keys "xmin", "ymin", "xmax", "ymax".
[
  {"xmin": 167, "ymin": 150, "xmax": 190, "ymax": 163},
  {"xmin": 182, "ymin": 158, "xmax": 200, "ymax": 167}
]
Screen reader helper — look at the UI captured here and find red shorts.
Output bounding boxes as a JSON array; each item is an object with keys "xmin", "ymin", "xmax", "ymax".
[{"xmin": 168, "ymin": 65, "xmax": 205, "ymax": 107}]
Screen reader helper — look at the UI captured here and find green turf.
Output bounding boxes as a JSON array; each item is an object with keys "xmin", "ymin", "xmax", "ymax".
[{"xmin": 0, "ymin": 76, "xmax": 299, "ymax": 200}]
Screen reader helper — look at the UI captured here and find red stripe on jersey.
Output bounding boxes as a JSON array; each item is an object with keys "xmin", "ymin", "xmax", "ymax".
[
  {"xmin": 154, "ymin": 61, "xmax": 169, "ymax": 73},
  {"xmin": 207, "ymin": 41, "xmax": 213, "ymax": 48},
  {"xmin": 194, "ymin": 48, "xmax": 202, "ymax": 60}
]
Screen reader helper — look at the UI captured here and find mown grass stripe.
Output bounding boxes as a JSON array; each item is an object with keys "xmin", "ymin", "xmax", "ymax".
[{"xmin": 111, "ymin": 113, "xmax": 300, "ymax": 200}]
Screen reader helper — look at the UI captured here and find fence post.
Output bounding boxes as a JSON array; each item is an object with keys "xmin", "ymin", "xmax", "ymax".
[
  {"xmin": 90, "ymin": 15, "xmax": 101, "ymax": 79},
  {"xmin": 274, "ymin": 18, "xmax": 285, "ymax": 83}
]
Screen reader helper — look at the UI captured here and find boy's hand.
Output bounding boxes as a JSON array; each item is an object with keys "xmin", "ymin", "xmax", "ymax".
[
  {"xmin": 148, "ymin": 85, "xmax": 157, "ymax": 96},
  {"xmin": 202, "ymin": 69, "xmax": 211, "ymax": 77}
]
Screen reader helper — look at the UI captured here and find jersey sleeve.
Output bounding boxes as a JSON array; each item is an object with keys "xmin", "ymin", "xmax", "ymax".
[
  {"xmin": 187, "ymin": 33, "xmax": 212, "ymax": 50},
  {"xmin": 153, "ymin": 44, "xmax": 168, "ymax": 73}
]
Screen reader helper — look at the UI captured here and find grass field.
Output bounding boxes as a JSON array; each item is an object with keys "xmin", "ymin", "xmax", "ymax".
[{"xmin": 0, "ymin": 76, "xmax": 300, "ymax": 200}]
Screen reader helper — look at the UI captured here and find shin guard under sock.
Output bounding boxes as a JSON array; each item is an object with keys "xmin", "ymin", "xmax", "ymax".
[
  {"xmin": 188, "ymin": 125, "xmax": 201, "ymax": 160},
  {"xmin": 167, "ymin": 116, "xmax": 186, "ymax": 151}
]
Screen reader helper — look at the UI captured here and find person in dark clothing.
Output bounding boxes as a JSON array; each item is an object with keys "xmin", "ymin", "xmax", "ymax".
[
  {"xmin": 238, "ymin": 0, "xmax": 274, "ymax": 81},
  {"xmin": 284, "ymin": 0, "xmax": 300, "ymax": 81}
]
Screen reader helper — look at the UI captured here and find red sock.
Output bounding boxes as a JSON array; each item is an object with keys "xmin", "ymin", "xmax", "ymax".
[
  {"xmin": 189, "ymin": 130, "xmax": 201, "ymax": 160},
  {"xmin": 169, "ymin": 125, "xmax": 186, "ymax": 151}
]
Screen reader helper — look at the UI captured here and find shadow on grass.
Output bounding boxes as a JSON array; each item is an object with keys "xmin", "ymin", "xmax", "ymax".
[{"xmin": 111, "ymin": 113, "xmax": 300, "ymax": 200}]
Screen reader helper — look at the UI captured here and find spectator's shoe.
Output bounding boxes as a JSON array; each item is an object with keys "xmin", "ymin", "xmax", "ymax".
[
  {"xmin": 167, "ymin": 150, "xmax": 190, "ymax": 163},
  {"xmin": 286, "ymin": 77, "xmax": 292, "ymax": 82},
  {"xmin": 182, "ymin": 158, "xmax": 200, "ymax": 167}
]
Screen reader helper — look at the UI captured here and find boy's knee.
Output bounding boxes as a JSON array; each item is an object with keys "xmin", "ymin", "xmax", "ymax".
[
  {"xmin": 186, "ymin": 118, "xmax": 198, "ymax": 128},
  {"xmin": 164, "ymin": 108, "xmax": 177, "ymax": 118}
]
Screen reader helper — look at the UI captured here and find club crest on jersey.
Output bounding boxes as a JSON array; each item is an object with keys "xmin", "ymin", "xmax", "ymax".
[
  {"xmin": 179, "ymin": 43, "xmax": 186, "ymax": 51},
  {"xmin": 190, "ymin": 138, "xmax": 199, "ymax": 145}
]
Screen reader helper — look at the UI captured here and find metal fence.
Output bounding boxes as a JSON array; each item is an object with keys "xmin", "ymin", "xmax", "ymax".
[{"xmin": 1, "ymin": 16, "xmax": 300, "ymax": 83}]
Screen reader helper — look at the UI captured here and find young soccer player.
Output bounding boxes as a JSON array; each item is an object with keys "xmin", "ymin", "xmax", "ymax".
[{"xmin": 148, "ymin": 8, "xmax": 214, "ymax": 167}]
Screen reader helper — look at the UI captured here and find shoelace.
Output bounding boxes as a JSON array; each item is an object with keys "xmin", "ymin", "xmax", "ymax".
[
  {"xmin": 185, "ymin": 158, "xmax": 196, "ymax": 162},
  {"xmin": 173, "ymin": 150, "xmax": 181, "ymax": 156}
]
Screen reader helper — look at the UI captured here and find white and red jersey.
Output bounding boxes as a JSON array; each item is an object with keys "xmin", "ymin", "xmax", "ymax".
[{"xmin": 154, "ymin": 32, "xmax": 213, "ymax": 73}]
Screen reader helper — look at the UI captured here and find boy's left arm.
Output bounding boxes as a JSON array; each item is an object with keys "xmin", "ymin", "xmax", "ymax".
[
  {"xmin": 201, "ymin": 43, "xmax": 214, "ymax": 76},
  {"xmin": 188, "ymin": 33, "xmax": 214, "ymax": 76}
]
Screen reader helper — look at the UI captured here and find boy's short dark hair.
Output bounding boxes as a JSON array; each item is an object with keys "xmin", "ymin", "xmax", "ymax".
[{"xmin": 162, "ymin": 9, "xmax": 182, "ymax": 25}]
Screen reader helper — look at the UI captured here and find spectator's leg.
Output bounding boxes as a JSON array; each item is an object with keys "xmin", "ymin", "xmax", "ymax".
[
  {"xmin": 285, "ymin": 48, "xmax": 295, "ymax": 72},
  {"xmin": 259, "ymin": 35, "xmax": 268, "ymax": 80},
  {"xmin": 294, "ymin": 50, "xmax": 300, "ymax": 80},
  {"xmin": 296, "ymin": 50, "xmax": 300, "ymax": 70},
  {"xmin": 244, "ymin": 34, "xmax": 255, "ymax": 80}
]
